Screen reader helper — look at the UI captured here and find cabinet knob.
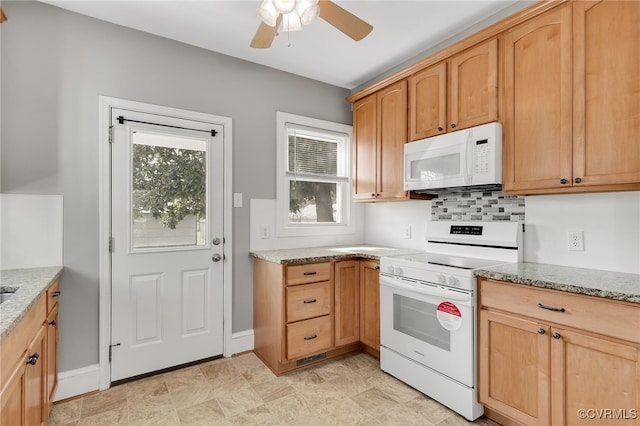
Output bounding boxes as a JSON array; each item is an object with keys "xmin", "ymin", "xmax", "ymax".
[
  {"xmin": 371, "ymin": 193, "xmax": 376, "ymax": 197},
  {"xmin": 26, "ymin": 353, "xmax": 40, "ymax": 366},
  {"xmin": 552, "ymin": 332, "xmax": 561, "ymax": 340},
  {"xmin": 574, "ymin": 177, "xmax": 582, "ymax": 184},
  {"xmin": 450, "ymin": 124, "xmax": 457, "ymax": 129},
  {"xmin": 537, "ymin": 328, "xmax": 546, "ymax": 335},
  {"xmin": 52, "ymin": 291, "xmax": 61, "ymax": 297},
  {"xmin": 374, "ymin": 265, "xmax": 380, "ymax": 270},
  {"xmin": 560, "ymin": 178, "xmax": 568, "ymax": 185},
  {"xmin": 49, "ymin": 320, "xmax": 57, "ymax": 326},
  {"xmin": 438, "ymin": 127, "xmax": 443, "ymax": 132}
]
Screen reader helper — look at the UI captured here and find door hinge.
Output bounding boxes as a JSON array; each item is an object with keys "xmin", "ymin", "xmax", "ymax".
[
  {"xmin": 109, "ymin": 343, "xmax": 121, "ymax": 363},
  {"xmin": 108, "ymin": 236, "xmax": 114, "ymax": 253},
  {"xmin": 108, "ymin": 125, "xmax": 114, "ymax": 144}
]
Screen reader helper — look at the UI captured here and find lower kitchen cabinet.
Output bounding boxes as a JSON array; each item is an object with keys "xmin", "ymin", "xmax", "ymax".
[
  {"xmin": 359, "ymin": 260, "xmax": 381, "ymax": 356},
  {"xmin": 0, "ymin": 278, "xmax": 60, "ymax": 426},
  {"xmin": 334, "ymin": 260, "xmax": 360, "ymax": 347},
  {"xmin": 478, "ymin": 278, "xmax": 640, "ymax": 426}
]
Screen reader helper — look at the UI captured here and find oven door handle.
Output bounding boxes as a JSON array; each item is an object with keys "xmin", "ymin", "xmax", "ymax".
[{"xmin": 380, "ymin": 277, "xmax": 471, "ymax": 302}]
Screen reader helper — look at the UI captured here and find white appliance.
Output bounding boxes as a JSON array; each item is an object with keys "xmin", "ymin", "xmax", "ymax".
[
  {"xmin": 379, "ymin": 221, "xmax": 522, "ymax": 421},
  {"xmin": 404, "ymin": 122, "xmax": 502, "ymax": 192}
]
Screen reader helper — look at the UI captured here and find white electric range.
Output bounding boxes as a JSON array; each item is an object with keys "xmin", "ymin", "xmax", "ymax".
[{"xmin": 379, "ymin": 221, "xmax": 523, "ymax": 421}]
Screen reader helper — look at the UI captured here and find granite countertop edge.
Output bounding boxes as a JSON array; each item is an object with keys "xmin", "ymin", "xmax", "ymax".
[
  {"xmin": 0, "ymin": 266, "xmax": 64, "ymax": 341},
  {"xmin": 475, "ymin": 262, "xmax": 640, "ymax": 304},
  {"xmin": 250, "ymin": 245, "xmax": 422, "ymax": 265}
]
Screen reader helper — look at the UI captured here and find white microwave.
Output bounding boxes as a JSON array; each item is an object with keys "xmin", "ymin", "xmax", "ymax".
[{"xmin": 404, "ymin": 122, "xmax": 502, "ymax": 192}]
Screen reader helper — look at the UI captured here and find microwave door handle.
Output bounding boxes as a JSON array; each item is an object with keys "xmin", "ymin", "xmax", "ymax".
[{"xmin": 462, "ymin": 130, "xmax": 472, "ymax": 185}]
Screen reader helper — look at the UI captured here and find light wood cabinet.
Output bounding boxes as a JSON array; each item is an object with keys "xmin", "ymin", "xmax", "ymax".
[
  {"xmin": 353, "ymin": 80, "xmax": 410, "ymax": 201},
  {"xmin": 479, "ymin": 278, "xmax": 640, "ymax": 426},
  {"xmin": 408, "ymin": 38, "xmax": 498, "ymax": 141},
  {"xmin": 0, "ymin": 278, "xmax": 60, "ymax": 426},
  {"xmin": 359, "ymin": 260, "xmax": 380, "ymax": 356},
  {"xmin": 334, "ymin": 260, "xmax": 360, "ymax": 347},
  {"xmin": 503, "ymin": 1, "xmax": 640, "ymax": 194}
]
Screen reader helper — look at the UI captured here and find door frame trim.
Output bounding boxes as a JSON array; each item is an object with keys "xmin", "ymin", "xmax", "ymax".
[{"xmin": 98, "ymin": 96, "xmax": 234, "ymax": 391}]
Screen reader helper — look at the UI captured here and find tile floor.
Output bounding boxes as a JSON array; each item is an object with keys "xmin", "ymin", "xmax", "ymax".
[{"xmin": 47, "ymin": 352, "xmax": 495, "ymax": 426}]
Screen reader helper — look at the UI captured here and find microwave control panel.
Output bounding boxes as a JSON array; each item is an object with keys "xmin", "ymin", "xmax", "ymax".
[{"xmin": 474, "ymin": 139, "xmax": 490, "ymax": 175}]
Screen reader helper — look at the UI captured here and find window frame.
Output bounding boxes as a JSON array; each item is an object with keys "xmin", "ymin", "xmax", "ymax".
[{"xmin": 276, "ymin": 112, "xmax": 355, "ymax": 237}]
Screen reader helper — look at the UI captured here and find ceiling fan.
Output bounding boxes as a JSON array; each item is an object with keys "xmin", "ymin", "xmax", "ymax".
[{"xmin": 250, "ymin": 0, "xmax": 373, "ymax": 49}]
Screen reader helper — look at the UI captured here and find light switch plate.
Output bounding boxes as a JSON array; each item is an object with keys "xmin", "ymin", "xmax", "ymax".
[{"xmin": 233, "ymin": 193, "xmax": 243, "ymax": 208}]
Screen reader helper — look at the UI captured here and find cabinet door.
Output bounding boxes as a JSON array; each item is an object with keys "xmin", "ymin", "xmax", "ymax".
[
  {"xmin": 0, "ymin": 356, "xmax": 26, "ymax": 426},
  {"xmin": 377, "ymin": 80, "xmax": 408, "ymax": 199},
  {"xmin": 359, "ymin": 260, "xmax": 380, "ymax": 351},
  {"xmin": 353, "ymin": 94, "xmax": 378, "ymax": 200},
  {"xmin": 503, "ymin": 5, "xmax": 573, "ymax": 193},
  {"xmin": 449, "ymin": 38, "xmax": 498, "ymax": 132},
  {"xmin": 24, "ymin": 325, "xmax": 46, "ymax": 426},
  {"xmin": 46, "ymin": 305, "xmax": 59, "ymax": 410},
  {"xmin": 479, "ymin": 310, "xmax": 551, "ymax": 426},
  {"xmin": 408, "ymin": 62, "xmax": 447, "ymax": 140},
  {"xmin": 550, "ymin": 327, "xmax": 640, "ymax": 426},
  {"xmin": 334, "ymin": 261, "xmax": 359, "ymax": 346},
  {"xmin": 573, "ymin": 1, "xmax": 640, "ymax": 187}
]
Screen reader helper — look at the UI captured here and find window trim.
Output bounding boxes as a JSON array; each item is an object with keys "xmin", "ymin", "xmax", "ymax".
[{"xmin": 276, "ymin": 112, "xmax": 354, "ymax": 237}]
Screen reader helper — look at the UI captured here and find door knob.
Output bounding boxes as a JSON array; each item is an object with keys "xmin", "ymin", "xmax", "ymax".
[{"xmin": 211, "ymin": 253, "xmax": 222, "ymax": 262}]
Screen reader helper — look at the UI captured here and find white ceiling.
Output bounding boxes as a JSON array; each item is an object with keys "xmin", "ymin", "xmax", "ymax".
[{"xmin": 42, "ymin": 0, "xmax": 530, "ymax": 90}]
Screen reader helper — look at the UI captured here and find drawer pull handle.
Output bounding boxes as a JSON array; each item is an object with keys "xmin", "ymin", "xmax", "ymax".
[
  {"xmin": 537, "ymin": 328, "xmax": 546, "ymax": 335},
  {"xmin": 552, "ymin": 332, "xmax": 562, "ymax": 339},
  {"xmin": 304, "ymin": 334, "xmax": 318, "ymax": 341},
  {"xmin": 303, "ymin": 272, "xmax": 317, "ymax": 276},
  {"xmin": 538, "ymin": 303, "xmax": 565, "ymax": 312},
  {"xmin": 303, "ymin": 299, "xmax": 317, "ymax": 304},
  {"xmin": 52, "ymin": 291, "xmax": 61, "ymax": 297}
]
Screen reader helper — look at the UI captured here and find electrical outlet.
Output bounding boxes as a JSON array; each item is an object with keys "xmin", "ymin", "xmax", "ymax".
[
  {"xmin": 403, "ymin": 225, "xmax": 412, "ymax": 239},
  {"xmin": 260, "ymin": 225, "xmax": 271, "ymax": 239},
  {"xmin": 567, "ymin": 231, "xmax": 584, "ymax": 251}
]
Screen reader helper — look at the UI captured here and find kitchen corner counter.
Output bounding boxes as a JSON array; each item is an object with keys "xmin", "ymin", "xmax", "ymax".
[
  {"xmin": 0, "ymin": 266, "xmax": 63, "ymax": 341},
  {"xmin": 475, "ymin": 262, "xmax": 640, "ymax": 304},
  {"xmin": 250, "ymin": 245, "xmax": 421, "ymax": 265}
]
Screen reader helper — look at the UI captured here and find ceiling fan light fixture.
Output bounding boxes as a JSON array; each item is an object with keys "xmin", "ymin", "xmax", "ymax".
[
  {"xmin": 273, "ymin": 0, "xmax": 296, "ymax": 14},
  {"xmin": 257, "ymin": 0, "xmax": 278, "ymax": 27},
  {"xmin": 296, "ymin": 0, "xmax": 319, "ymax": 25},
  {"xmin": 282, "ymin": 11, "xmax": 302, "ymax": 32}
]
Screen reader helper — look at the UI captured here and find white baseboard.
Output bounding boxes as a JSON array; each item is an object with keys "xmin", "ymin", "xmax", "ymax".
[
  {"xmin": 53, "ymin": 364, "xmax": 100, "ymax": 402},
  {"xmin": 229, "ymin": 329, "xmax": 254, "ymax": 355}
]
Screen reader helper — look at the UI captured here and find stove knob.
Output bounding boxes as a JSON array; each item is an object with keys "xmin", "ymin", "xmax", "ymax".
[
  {"xmin": 395, "ymin": 267, "xmax": 403, "ymax": 276},
  {"xmin": 387, "ymin": 265, "xmax": 395, "ymax": 274},
  {"xmin": 437, "ymin": 274, "xmax": 446, "ymax": 284},
  {"xmin": 447, "ymin": 276, "xmax": 458, "ymax": 286}
]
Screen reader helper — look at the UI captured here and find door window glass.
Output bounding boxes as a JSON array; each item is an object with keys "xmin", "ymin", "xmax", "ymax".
[{"xmin": 131, "ymin": 131, "xmax": 208, "ymax": 249}]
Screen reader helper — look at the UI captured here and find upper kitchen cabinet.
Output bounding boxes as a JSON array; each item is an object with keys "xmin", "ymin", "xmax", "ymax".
[
  {"xmin": 408, "ymin": 38, "xmax": 498, "ymax": 141},
  {"xmin": 572, "ymin": 0, "xmax": 640, "ymax": 188},
  {"xmin": 503, "ymin": 1, "xmax": 640, "ymax": 194},
  {"xmin": 353, "ymin": 80, "xmax": 410, "ymax": 201}
]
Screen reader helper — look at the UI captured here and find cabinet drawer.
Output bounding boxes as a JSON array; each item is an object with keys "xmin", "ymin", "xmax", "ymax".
[
  {"xmin": 46, "ymin": 279, "xmax": 60, "ymax": 313},
  {"xmin": 286, "ymin": 281, "xmax": 331, "ymax": 323},
  {"xmin": 286, "ymin": 263, "xmax": 331, "ymax": 286},
  {"xmin": 479, "ymin": 279, "xmax": 640, "ymax": 343},
  {"xmin": 286, "ymin": 316, "xmax": 332, "ymax": 360}
]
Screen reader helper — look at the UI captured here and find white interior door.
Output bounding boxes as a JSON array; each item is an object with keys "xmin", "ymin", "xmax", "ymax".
[{"xmin": 110, "ymin": 108, "xmax": 224, "ymax": 382}]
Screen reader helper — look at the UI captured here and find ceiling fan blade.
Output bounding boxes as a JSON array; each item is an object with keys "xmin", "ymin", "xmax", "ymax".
[
  {"xmin": 319, "ymin": 0, "xmax": 372, "ymax": 41},
  {"xmin": 250, "ymin": 15, "xmax": 282, "ymax": 49},
  {"xmin": 0, "ymin": 7, "xmax": 7, "ymax": 23}
]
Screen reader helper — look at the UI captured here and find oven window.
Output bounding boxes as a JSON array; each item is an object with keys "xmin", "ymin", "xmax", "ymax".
[{"xmin": 393, "ymin": 294, "xmax": 450, "ymax": 351}]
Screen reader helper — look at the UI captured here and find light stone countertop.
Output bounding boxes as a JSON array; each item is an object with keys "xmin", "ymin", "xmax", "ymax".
[
  {"xmin": 250, "ymin": 244, "xmax": 422, "ymax": 265},
  {"xmin": 0, "ymin": 266, "xmax": 64, "ymax": 341},
  {"xmin": 475, "ymin": 262, "xmax": 640, "ymax": 304}
]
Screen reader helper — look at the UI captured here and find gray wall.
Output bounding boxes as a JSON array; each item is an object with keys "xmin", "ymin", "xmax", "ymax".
[{"xmin": 1, "ymin": 1, "xmax": 351, "ymax": 372}]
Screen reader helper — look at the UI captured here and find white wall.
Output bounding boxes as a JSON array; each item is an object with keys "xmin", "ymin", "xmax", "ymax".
[
  {"xmin": 0, "ymin": 194, "xmax": 63, "ymax": 269},
  {"xmin": 249, "ymin": 199, "xmax": 365, "ymax": 251},
  {"xmin": 524, "ymin": 192, "xmax": 640, "ymax": 274},
  {"xmin": 363, "ymin": 192, "xmax": 640, "ymax": 275}
]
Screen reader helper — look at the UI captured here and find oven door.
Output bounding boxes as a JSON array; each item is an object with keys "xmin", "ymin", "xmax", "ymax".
[{"xmin": 380, "ymin": 274, "xmax": 475, "ymax": 387}]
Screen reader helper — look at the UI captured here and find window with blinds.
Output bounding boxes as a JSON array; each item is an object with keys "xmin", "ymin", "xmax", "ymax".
[{"xmin": 283, "ymin": 122, "xmax": 350, "ymax": 225}]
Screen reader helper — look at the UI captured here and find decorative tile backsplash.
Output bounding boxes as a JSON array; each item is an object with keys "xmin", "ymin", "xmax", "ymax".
[{"xmin": 431, "ymin": 191, "xmax": 525, "ymax": 222}]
